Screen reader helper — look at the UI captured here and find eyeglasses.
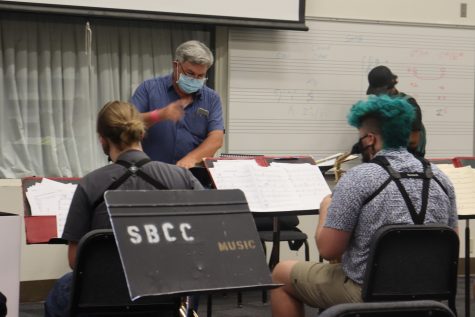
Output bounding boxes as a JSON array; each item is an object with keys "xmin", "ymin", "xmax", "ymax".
[{"xmin": 178, "ymin": 63, "xmax": 208, "ymax": 80}]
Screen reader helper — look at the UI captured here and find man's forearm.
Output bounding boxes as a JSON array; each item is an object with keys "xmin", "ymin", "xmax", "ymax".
[
  {"xmin": 140, "ymin": 109, "xmax": 163, "ymax": 128},
  {"xmin": 315, "ymin": 195, "xmax": 330, "ymax": 244},
  {"xmin": 181, "ymin": 130, "xmax": 224, "ymax": 163}
]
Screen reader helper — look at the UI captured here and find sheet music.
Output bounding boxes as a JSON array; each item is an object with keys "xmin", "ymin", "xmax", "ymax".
[
  {"xmin": 252, "ymin": 165, "xmax": 299, "ymax": 211},
  {"xmin": 437, "ymin": 165, "xmax": 475, "ymax": 216},
  {"xmin": 208, "ymin": 160, "xmax": 262, "ymax": 210},
  {"xmin": 26, "ymin": 178, "xmax": 77, "ymax": 237},
  {"xmin": 272, "ymin": 163, "xmax": 332, "ymax": 210},
  {"xmin": 209, "ymin": 160, "xmax": 331, "ymax": 212}
]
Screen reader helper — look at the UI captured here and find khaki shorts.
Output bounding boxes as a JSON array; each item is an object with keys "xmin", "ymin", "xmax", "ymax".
[{"xmin": 290, "ymin": 262, "xmax": 362, "ymax": 309}]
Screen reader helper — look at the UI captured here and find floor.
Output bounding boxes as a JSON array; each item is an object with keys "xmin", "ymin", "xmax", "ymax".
[
  {"xmin": 19, "ymin": 290, "xmax": 317, "ymax": 317},
  {"xmin": 19, "ymin": 277, "xmax": 474, "ymax": 317}
]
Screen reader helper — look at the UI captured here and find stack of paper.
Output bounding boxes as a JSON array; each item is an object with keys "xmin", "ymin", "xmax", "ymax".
[
  {"xmin": 208, "ymin": 160, "xmax": 331, "ymax": 212},
  {"xmin": 436, "ymin": 164, "xmax": 475, "ymax": 216},
  {"xmin": 26, "ymin": 178, "xmax": 77, "ymax": 237}
]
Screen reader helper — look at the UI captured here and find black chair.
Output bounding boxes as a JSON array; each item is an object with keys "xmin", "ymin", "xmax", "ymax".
[
  {"xmin": 254, "ymin": 215, "xmax": 310, "ymax": 264},
  {"xmin": 319, "ymin": 300, "xmax": 456, "ymax": 317},
  {"xmin": 362, "ymin": 225, "xmax": 459, "ymax": 315},
  {"xmin": 258, "ymin": 228, "xmax": 310, "ymax": 264},
  {"xmin": 69, "ymin": 229, "xmax": 181, "ymax": 317}
]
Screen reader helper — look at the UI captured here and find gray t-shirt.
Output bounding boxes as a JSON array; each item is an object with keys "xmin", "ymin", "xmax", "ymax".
[
  {"xmin": 325, "ymin": 148, "xmax": 458, "ymax": 285},
  {"xmin": 62, "ymin": 150, "xmax": 203, "ymax": 242}
]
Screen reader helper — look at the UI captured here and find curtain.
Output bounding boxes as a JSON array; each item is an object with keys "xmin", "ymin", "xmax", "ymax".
[{"xmin": 0, "ymin": 12, "xmax": 211, "ymax": 178}]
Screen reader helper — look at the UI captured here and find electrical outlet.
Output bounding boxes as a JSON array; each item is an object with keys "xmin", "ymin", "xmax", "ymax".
[
  {"xmin": 460, "ymin": 3, "xmax": 467, "ymax": 18},
  {"xmin": 461, "ymin": 3, "xmax": 468, "ymax": 18}
]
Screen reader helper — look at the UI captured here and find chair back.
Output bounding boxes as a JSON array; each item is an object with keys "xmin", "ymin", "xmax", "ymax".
[
  {"xmin": 70, "ymin": 229, "xmax": 180, "ymax": 317},
  {"xmin": 362, "ymin": 225, "xmax": 459, "ymax": 313},
  {"xmin": 318, "ymin": 300, "xmax": 455, "ymax": 317}
]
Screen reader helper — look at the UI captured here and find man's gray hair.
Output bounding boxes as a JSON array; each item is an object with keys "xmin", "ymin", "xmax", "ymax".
[{"xmin": 175, "ymin": 40, "xmax": 214, "ymax": 67}]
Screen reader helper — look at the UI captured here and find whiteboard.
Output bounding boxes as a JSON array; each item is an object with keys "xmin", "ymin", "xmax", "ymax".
[
  {"xmin": 228, "ymin": 19, "xmax": 475, "ymax": 158},
  {"xmin": 2, "ymin": 0, "xmax": 300, "ymax": 21},
  {"xmin": 0, "ymin": 0, "xmax": 306, "ymax": 30}
]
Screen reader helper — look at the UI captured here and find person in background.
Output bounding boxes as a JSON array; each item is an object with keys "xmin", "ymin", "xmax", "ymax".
[
  {"xmin": 352, "ymin": 65, "xmax": 426, "ymax": 157},
  {"xmin": 131, "ymin": 40, "xmax": 224, "ymax": 169},
  {"xmin": 45, "ymin": 101, "xmax": 203, "ymax": 317},
  {"xmin": 271, "ymin": 95, "xmax": 457, "ymax": 317},
  {"xmin": 0, "ymin": 292, "xmax": 6, "ymax": 317}
]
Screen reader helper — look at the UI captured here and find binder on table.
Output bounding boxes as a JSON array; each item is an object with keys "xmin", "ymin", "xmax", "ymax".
[
  {"xmin": 205, "ymin": 155, "xmax": 317, "ymax": 169},
  {"xmin": 453, "ymin": 156, "xmax": 475, "ymax": 168},
  {"xmin": 427, "ymin": 157, "xmax": 457, "ymax": 166},
  {"xmin": 22, "ymin": 177, "xmax": 80, "ymax": 244}
]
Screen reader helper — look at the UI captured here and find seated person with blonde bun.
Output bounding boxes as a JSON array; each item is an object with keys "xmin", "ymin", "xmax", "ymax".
[{"xmin": 45, "ymin": 101, "xmax": 203, "ymax": 317}]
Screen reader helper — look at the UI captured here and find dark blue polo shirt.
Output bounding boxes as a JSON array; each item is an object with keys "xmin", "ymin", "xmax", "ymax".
[{"xmin": 131, "ymin": 74, "xmax": 224, "ymax": 164}]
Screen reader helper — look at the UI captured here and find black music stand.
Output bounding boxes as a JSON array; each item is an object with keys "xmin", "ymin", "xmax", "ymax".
[
  {"xmin": 189, "ymin": 166, "xmax": 213, "ymax": 188},
  {"xmin": 104, "ymin": 189, "xmax": 276, "ymax": 301}
]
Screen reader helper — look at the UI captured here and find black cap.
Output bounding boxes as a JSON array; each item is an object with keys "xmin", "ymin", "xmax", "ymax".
[{"xmin": 366, "ymin": 65, "xmax": 398, "ymax": 95}]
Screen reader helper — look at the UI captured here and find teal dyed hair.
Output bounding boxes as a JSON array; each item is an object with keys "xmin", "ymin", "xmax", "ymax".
[{"xmin": 347, "ymin": 94, "xmax": 415, "ymax": 149}]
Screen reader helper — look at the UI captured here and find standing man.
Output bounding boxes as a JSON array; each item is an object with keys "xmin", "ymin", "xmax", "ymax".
[
  {"xmin": 271, "ymin": 95, "xmax": 457, "ymax": 317},
  {"xmin": 365, "ymin": 65, "xmax": 426, "ymax": 157},
  {"xmin": 131, "ymin": 40, "xmax": 224, "ymax": 168}
]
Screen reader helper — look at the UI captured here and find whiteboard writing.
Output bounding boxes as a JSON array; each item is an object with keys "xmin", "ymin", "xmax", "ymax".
[{"xmin": 228, "ymin": 19, "xmax": 475, "ymax": 159}]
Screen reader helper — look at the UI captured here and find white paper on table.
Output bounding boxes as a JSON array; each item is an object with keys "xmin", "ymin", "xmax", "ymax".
[
  {"xmin": 437, "ymin": 165, "xmax": 475, "ymax": 216},
  {"xmin": 25, "ymin": 178, "xmax": 77, "ymax": 237}
]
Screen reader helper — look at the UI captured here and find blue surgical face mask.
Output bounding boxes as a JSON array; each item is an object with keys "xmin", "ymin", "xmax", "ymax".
[
  {"xmin": 176, "ymin": 64, "xmax": 206, "ymax": 94},
  {"xmin": 176, "ymin": 73, "xmax": 205, "ymax": 94}
]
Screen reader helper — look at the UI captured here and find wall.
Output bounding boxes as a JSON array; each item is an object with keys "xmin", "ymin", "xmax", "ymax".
[
  {"xmin": 0, "ymin": 180, "xmax": 69, "ymax": 282},
  {"xmin": 307, "ymin": 0, "xmax": 475, "ymax": 25}
]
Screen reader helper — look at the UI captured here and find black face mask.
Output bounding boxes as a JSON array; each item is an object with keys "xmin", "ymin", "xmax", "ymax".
[{"xmin": 357, "ymin": 134, "xmax": 373, "ymax": 163}]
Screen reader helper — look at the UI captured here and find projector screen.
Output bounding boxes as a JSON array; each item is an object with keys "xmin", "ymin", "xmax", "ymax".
[{"xmin": 0, "ymin": 0, "xmax": 307, "ymax": 30}]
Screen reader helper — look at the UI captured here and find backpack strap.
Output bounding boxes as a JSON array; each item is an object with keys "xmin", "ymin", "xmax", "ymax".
[
  {"xmin": 412, "ymin": 156, "xmax": 449, "ymax": 196},
  {"xmin": 91, "ymin": 158, "xmax": 168, "ymax": 210},
  {"xmin": 362, "ymin": 156, "xmax": 395, "ymax": 206},
  {"xmin": 364, "ymin": 156, "xmax": 431, "ymax": 225}
]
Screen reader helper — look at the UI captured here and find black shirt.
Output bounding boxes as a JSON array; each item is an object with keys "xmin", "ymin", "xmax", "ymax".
[{"xmin": 62, "ymin": 150, "xmax": 203, "ymax": 242}]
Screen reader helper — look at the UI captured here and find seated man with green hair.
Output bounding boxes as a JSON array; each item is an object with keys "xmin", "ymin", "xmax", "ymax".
[{"xmin": 270, "ymin": 95, "xmax": 458, "ymax": 317}]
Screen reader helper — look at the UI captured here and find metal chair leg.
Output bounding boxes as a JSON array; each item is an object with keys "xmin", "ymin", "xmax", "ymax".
[
  {"xmin": 207, "ymin": 294, "xmax": 212, "ymax": 317},
  {"xmin": 304, "ymin": 240, "xmax": 310, "ymax": 261}
]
